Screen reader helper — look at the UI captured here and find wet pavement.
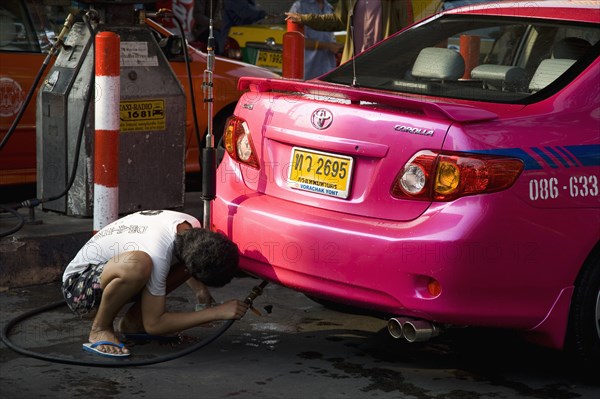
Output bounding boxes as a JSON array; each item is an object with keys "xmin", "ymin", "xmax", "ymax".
[{"xmin": 1, "ymin": 276, "xmax": 599, "ymax": 399}]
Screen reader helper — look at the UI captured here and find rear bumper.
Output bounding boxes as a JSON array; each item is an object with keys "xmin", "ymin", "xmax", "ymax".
[{"xmin": 212, "ymin": 158, "xmax": 576, "ymax": 344}]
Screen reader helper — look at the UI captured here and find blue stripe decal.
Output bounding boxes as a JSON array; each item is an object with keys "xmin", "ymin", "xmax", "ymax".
[
  {"xmin": 545, "ymin": 146, "xmax": 570, "ymax": 168},
  {"xmin": 565, "ymin": 144, "xmax": 600, "ymax": 167},
  {"xmin": 531, "ymin": 147, "xmax": 558, "ymax": 168},
  {"xmin": 556, "ymin": 146, "xmax": 579, "ymax": 167},
  {"xmin": 468, "ymin": 148, "xmax": 542, "ymax": 170}
]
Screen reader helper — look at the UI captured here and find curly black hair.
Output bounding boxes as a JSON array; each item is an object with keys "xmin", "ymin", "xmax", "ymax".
[{"xmin": 173, "ymin": 228, "xmax": 239, "ymax": 287}]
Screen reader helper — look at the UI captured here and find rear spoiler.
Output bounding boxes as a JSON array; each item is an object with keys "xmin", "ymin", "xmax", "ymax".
[{"xmin": 238, "ymin": 77, "xmax": 498, "ymax": 123}]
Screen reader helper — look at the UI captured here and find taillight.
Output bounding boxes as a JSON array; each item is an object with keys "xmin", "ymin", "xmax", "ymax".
[
  {"xmin": 224, "ymin": 37, "xmax": 242, "ymax": 60},
  {"xmin": 223, "ymin": 116, "xmax": 259, "ymax": 169},
  {"xmin": 391, "ymin": 150, "xmax": 524, "ymax": 201}
]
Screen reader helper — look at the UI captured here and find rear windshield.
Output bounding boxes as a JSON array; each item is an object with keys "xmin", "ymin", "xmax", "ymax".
[{"xmin": 322, "ymin": 15, "xmax": 600, "ymax": 104}]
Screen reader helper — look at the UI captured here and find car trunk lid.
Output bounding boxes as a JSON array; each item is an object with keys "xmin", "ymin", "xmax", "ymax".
[{"xmin": 234, "ymin": 78, "xmax": 498, "ymax": 222}]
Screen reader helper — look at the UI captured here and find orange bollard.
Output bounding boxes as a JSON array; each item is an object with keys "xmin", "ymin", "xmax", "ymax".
[
  {"xmin": 282, "ymin": 20, "xmax": 305, "ymax": 79},
  {"xmin": 459, "ymin": 35, "xmax": 480, "ymax": 79},
  {"xmin": 94, "ymin": 31, "xmax": 120, "ymax": 232}
]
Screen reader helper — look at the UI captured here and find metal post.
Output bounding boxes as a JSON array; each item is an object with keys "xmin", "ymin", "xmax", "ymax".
[
  {"xmin": 202, "ymin": 3, "xmax": 217, "ymax": 230},
  {"xmin": 93, "ymin": 31, "xmax": 120, "ymax": 232}
]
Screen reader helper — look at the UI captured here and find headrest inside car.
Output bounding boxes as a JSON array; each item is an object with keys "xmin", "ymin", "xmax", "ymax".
[
  {"xmin": 412, "ymin": 47, "xmax": 465, "ymax": 81},
  {"xmin": 552, "ymin": 37, "xmax": 591, "ymax": 60},
  {"xmin": 529, "ymin": 59, "xmax": 576, "ymax": 92},
  {"xmin": 471, "ymin": 65, "xmax": 526, "ymax": 90}
]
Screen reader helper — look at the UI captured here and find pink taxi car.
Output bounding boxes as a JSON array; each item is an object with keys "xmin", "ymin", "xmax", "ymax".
[{"xmin": 212, "ymin": 1, "xmax": 600, "ymax": 363}]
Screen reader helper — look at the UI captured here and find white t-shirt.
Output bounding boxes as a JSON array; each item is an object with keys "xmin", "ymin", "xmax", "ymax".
[{"xmin": 63, "ymin": 210, "xmax": 201, "ymax": 296}]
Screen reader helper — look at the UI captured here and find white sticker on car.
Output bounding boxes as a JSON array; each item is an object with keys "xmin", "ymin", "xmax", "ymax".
[
  {"xmin": 0, "ymin": 77, "xmax": 24, "ymax": 117},
  {"xmin": 528, "ymin": 175, "xmax": 599, "ymax": 201}
]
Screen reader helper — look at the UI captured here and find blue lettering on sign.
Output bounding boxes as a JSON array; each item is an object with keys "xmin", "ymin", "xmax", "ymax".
[{"xmin": 300, "ymin": 184, "xmax": 325, "ymax": 193}]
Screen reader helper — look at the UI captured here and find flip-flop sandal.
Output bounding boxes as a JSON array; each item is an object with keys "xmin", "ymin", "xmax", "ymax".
[{"xmin": 82, "ymin": 341, "xmax": 130, "ymax": 357}]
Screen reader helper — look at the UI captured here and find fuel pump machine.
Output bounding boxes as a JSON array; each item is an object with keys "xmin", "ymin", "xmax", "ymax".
[{"xmin": 37, "ymin": 1, "xmax": 186, "ymax": 216}]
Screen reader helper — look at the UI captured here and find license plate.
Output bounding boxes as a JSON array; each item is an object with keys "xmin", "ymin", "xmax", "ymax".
[
  {"xmin": 287, "ymin": 147, "xmax": 354, "ymax": 199},
  {"xmin": 256, "ymin": 50, "xmax": 282, "ymax": 68}
]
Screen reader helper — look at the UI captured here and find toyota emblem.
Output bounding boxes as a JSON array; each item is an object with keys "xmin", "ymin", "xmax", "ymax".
[{"xmin": 311, "ymin": 108, "xmax": 333, "ymax": 130}]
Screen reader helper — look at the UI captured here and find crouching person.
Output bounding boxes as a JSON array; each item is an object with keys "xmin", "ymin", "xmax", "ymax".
[{"xmin": 61, "ymin": 210, "xmax": 248, "ymax": 357}]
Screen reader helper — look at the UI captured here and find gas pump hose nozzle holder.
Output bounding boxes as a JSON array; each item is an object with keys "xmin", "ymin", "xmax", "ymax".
[{"xmin": 49, "ymin": 13, "xmax": 75, "ymax": 57}]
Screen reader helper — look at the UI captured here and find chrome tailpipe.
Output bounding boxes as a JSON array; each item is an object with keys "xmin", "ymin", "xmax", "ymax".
[
  {"xmin": 402, "ymin": 319, "xmax": 441, "ymax": 342},
  {"xmin": 387, "ymin": 317, "xmax": 412, "ymax": 339},
  {"xmin": 387, "ymin": 317, "xmax": 442, "ymax": 342}
]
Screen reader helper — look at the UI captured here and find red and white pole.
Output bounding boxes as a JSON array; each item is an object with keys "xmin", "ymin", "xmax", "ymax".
[{"xmin": 93, "ymin": 31, "xmax": 120, "ymax": 232}]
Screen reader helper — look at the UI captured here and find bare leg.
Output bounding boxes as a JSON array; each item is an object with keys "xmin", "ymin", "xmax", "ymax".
[
  {"xmin": 89, "ymin": 251, "xmax": 152, "ymax": 355},
  {"xmin": 118, "ymin": 263, "xmax": 190, "ymax": 334}
]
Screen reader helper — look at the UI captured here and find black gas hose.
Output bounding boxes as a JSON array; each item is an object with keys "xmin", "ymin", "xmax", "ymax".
[
  {"xmin": 146, "ymin": 9, "xmax": 202, "ymax": 150},
  {"xmin": 0, "ymin": 280, "xmax": 268, "ymax": 367},
  {"xmin": 0, "ymin": 4, "xmax": 247, "ymax": 366}
]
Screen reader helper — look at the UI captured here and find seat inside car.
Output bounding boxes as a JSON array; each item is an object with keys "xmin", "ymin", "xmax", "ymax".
[{"xmin": 528, "ymin": 37, "xmax": 592, "ymax": 92}]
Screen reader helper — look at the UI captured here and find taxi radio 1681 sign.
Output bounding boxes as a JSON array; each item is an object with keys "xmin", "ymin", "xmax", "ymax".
[{"xmin": 119, "ymin": 99, "xmax": 166, "ymax": 132}]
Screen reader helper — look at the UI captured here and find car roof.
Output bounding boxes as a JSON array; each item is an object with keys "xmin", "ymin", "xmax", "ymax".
[{"xmin": 444, "ymin": 0, "xmax": 600, "ymax": 24}]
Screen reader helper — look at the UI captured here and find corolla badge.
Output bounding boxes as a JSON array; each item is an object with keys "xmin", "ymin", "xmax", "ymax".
[
  {"xmin": 311, "ymin": 108, "xmax": 333, "ymax": 130},
  {"xmin": 394, "ymin": 124, "xmax": 434, "ymax": 136}
]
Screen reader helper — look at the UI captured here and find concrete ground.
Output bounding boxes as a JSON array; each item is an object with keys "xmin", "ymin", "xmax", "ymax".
[{"xmin": 2, "ymin": 277, "xmax": 600, "ymax": 399}]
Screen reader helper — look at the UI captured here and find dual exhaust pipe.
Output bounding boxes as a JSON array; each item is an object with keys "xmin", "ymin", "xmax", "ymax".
[{"xmin": 387, "ymin": 317, "xmax": 442, "ymax": 342}]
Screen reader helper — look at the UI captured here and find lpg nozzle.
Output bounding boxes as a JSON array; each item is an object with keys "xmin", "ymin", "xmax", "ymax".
[
  {"xmin": 244, "ymin": 280, "xmax": 269, "ymax": 316},
  {"xmin": 245, "ymin": 280, "xmax": 269, "ymax": 305}
]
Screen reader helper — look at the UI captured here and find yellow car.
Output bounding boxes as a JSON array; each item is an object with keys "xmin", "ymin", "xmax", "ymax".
[
  {"xmin": 227, "ymin": 0, "xmax": 444, "ymax": 74},
  {"xmin": 228, "ymin": 23, "xmax": 345, "ymax": 72}
]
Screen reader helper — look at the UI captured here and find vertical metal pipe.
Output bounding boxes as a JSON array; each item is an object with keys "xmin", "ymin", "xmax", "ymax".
[{"xmin": 202, "ymin": 2, "xmax": 216, "ymax": 230}]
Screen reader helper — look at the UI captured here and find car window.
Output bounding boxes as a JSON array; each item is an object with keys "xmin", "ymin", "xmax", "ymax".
[
  {"xmin": 0, "ymin": 0, "xmax": 74, "ymax": 54},
  {"xmin": 0, "ymin": 1, "xmax": 40, "ymax": 52},
  {"xmin": 322, "ymin": 15, "xmax": 599, "ymax": 104}
]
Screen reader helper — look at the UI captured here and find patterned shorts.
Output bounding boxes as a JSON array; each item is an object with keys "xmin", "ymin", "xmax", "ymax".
[{"xmin": 61, "ymin": 262, "xmax": 107, "ymax": 317}]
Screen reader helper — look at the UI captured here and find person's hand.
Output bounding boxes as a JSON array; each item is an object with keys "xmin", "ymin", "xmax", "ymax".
[
  {"xmin": 213, "ymin": 300, "xmax": 249, "ymax": 320},
  {"xmin": 285, "ymin": 12, "xmax": 302, "ymax": 23}
]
